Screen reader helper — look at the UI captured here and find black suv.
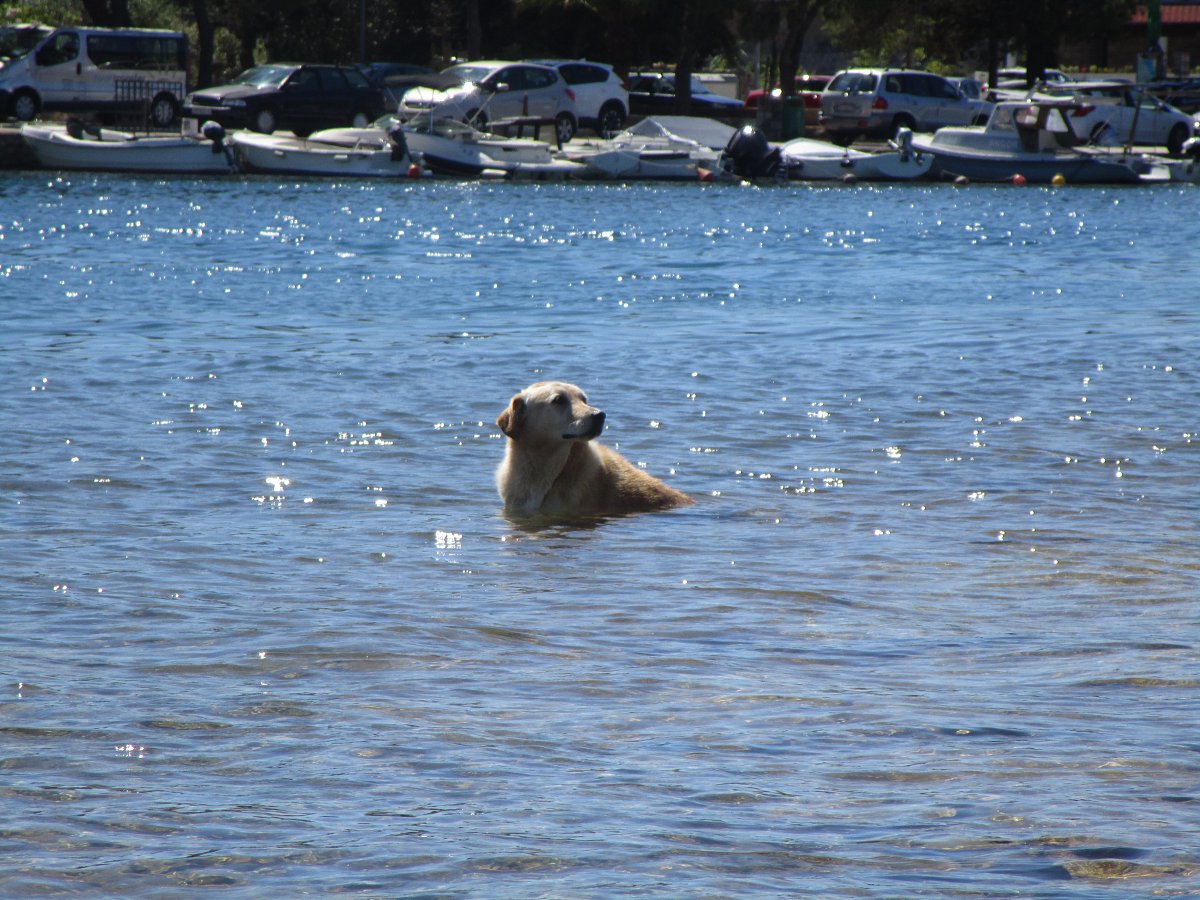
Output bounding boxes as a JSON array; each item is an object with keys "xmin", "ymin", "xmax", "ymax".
[{"xmin": 183, "ymin": 63, "xmax": 386, "ymax": 136}]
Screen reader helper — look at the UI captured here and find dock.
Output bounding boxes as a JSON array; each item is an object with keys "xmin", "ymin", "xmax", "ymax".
[{"xmin": 0, "ymin": 124, "xmax": 38, "ymax": 169}]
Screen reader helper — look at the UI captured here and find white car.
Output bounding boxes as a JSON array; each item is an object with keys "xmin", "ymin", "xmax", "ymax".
[
  {"xmin": 820, "ymin": 68, "xmax": 992, "ymax": 144},
  {"xmin": 533, "ymin": 59, "xmax": 628, "ymax": 136},
  {"xmin": 1041, "ymin": 81, "xmax": 1193, "ymax": 153},
  {"xmin": 399, "ymin": 60, "xmax": 578, "ymax": 143}
]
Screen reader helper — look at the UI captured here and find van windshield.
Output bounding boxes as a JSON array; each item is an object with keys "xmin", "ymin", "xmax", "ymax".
[
  {"xmin": 828, "ymin": 72, "xmax": 877, "ymax": 94},
  {"xmin": 0, "ymin": 25, "xmax": 50, "ymax": 63}
]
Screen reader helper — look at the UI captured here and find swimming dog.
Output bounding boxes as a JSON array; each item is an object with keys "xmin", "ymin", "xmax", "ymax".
[{"xmin": 495, "ymin": 381, "xmax": 692, "ymax": 518}]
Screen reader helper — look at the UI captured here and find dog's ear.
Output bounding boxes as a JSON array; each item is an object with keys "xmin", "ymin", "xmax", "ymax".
[{"xmin": 497, "ymin": 395, "xmax": 524, "ymax": 439}]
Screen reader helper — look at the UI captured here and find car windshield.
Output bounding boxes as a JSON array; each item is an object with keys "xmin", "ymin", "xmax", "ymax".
[
  {"xmin": 234, "ymin": 65, "xmax": 295, "ymax": 88},
  {"xmin": 0, "ymin": 25, "xmax": 49, "ymax": 63},
  {"xmin": 828, "ymin": 72, "xmax": 877, "ymax": 93},
  {"xmin": 441, "ymin": 63, "xmax": 495, "ymax": 85}
]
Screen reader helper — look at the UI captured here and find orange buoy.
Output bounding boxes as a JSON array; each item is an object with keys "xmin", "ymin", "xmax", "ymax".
[
  {"xmin": 698, "ymin": 167, "xmax": 716, "ymax": 183},
  {"xmin": 1051, "ymin": 173, "xmax": 1066, "ymax": 186}
]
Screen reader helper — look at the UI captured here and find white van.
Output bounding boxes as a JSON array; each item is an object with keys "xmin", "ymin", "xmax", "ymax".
[{"xmin": 0, "ymin": 26, "xmax": 188, "ymax": 126}]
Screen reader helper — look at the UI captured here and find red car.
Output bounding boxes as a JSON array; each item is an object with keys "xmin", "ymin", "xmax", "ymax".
[{"xmin": 744, "ymin": 74, "xmax": 832, "ymax": 126}]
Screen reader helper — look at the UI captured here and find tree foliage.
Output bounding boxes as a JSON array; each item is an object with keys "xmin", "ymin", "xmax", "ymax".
[{"xmin": 3, "ymin": 0, "xmax": 1140, "ymax": 91}]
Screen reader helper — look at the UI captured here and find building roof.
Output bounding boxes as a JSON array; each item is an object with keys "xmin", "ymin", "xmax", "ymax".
[{"xmin": 1133, "ymin": 2, "xmax": 1200, "ymax": 26}]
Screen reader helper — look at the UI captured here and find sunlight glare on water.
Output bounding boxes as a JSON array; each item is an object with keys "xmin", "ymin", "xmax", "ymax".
[{"xmin": 1, "ymin": 173, "xmax": 1198, "ymax": 896}]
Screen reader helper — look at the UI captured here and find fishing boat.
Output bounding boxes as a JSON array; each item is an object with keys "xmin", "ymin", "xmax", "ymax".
[
  {"xmin": 777, "ymin": 128, "xmax": 933, "ymax": 181},
  {"xmin": 20, "ymin": 120, "xmax": 236, "ymax": 174},
  {"xmin": 909, "ymin": 100, "xmax": 1157, "ymax": 184},
  {"xmin": 229, "ymin": 124, "xmax": 420, "ymax": 177}
]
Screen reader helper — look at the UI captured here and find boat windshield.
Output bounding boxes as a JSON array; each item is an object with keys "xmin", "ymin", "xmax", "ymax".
[
  {"xmin": 233, "ymin": 65, "xmax": 296, "ymax": 88},
  {"xmin": 0, "ymin": 25, "xmax": 50, "ymax": 64}
]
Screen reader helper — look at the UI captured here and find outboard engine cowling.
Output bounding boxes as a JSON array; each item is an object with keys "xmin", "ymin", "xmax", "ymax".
[
  {"xmin": 201, "ymin": 120, "xmax": 227, "ymax": 155},
  {"xmin": 387, "ymin": 123, "xmax": 410, "ymax": 162},
  {"xmin": 724, "ymin": 125, "xmax": 781, "ymax": 178}
]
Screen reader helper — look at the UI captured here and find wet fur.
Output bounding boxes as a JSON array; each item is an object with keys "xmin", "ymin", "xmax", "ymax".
[{"xmin": 495, "ymin": 381, "xmax": 692, "ymax": 519}]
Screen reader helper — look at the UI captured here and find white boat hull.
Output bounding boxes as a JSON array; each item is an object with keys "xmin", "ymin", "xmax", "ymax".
[
  {"xmin": 21, "ymin": 124, "xmax": 236, "ymax": 174},
  {"xmin": 779, "ymin": 136, "xmax": 932, "ymax": 181},
  {"xmin": 230, "ymin": 131, "xmax": 417, "ymax": 177}
]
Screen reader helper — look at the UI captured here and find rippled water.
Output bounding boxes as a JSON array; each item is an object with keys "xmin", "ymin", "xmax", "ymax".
[{"xmin": 2, "ymin": 172, "xmax": 1198, "ymax": 896}]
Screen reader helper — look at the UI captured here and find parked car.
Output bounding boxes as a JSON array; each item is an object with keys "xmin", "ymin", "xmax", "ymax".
[
  {"xmin": 532, "ymin": 59, "xmax": 627, "ymax": 136},
  {"xmin": 183, "ymin": 63, "xmax": 386, "ymax": 136},
  {"xmin": 361, "ymin": 62, "xmax": 458, "ymax": 111},
  {"xmin": 744, "ymin": 74, "xmax": 832, "ymax": 127},
  {"xmin": 819, "ymin": 68, "xmax": 992, "ymax": 144},
  {"xmin": 986, "ymin": 68, "xmax": 1073, "ymax": 101},
  {"xmin": 627, "ymin": 72, "xmax": 744, "ymax": 116},
  {"xmin": 398, "ymin": 60, "xmax": 578, "ymax": 144},
  {"xmin": 949, "ymin": 76, "xmax": 985, "ymax": 101},
  {"xmin": 1043, "ymin": 80, "xmax": 1194, "ymax": 153},
  {"xmin": 997, "ymin": 67, "xmax": 1072, "ymax": 87}
]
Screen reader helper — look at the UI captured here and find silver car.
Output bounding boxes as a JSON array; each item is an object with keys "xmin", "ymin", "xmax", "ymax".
[
  {"xmin": 399, "ymin": 60, "xmax": 578, "ymax": 143},
  {"xmin": 820, "ymin": 68, "xmax": 992, "ymax": 145}
]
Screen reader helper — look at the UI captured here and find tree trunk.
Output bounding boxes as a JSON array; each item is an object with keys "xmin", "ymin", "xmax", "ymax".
[
  {"xmin": 193, "ymin": 0, "xmax": 214, "ymax": 89},
  {"xmin": 466, "ymin": 0, "xmax": 482, "ymax": 58},
  {"xmin": 673, "ymin": 6, "xmax": 695, "ymax": 114}
]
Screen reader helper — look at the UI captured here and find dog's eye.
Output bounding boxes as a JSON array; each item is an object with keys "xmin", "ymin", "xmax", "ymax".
[{"xmin": 552, "ymin": 394, "xmax": 568, "ymax": 406}]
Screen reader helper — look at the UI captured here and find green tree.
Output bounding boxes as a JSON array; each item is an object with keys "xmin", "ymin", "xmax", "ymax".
[{"xmin": 739, "ymin": 0, "xmax": 830, "ymax": 95}]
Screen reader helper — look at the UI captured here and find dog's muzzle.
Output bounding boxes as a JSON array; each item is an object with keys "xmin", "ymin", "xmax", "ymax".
[{"xmin": 565, "ymin": 410, "xmax": 605, "ymax": 440}]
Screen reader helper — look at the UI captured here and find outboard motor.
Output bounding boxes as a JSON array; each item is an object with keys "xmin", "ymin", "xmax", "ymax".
[
  {"xmin": 201, "ymin": 120, "xmax": 227, "ymax": 154},
  {"xmin": 201, "ymin": 120, "xmax": 235, "ymax": 169},
  {"xmin": 891, "ymin": 126, "xmax": 914, "ymax": 162},
  {"xmin": 386, "ymin": 123, "xmax": 410, "ymax": 162},
  {"xmin": 1182, "ymin": 136, "xmax": 1200, "ymax": 158},
  {"xmin": 723, "ymin": 125, "xmax": 781, "ymax": 178}
]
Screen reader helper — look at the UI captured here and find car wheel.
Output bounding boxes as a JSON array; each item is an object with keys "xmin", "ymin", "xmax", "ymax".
[
  {"xmin": 1167, "ymin": 123, "xmax": 1188, "ymax": 156},
  {"xmin": 12, "ymin": 89, "xmax": 39, "ymax": 122},
  {"xmin": 351, "ymin": 110, "xmax": 371, "ymax": 128},
  {"xmin": 252, "ymin": 107, "xmax": 278, "ymax": 134},
  {"xmin": 597, "ymin": 102, "xmax": 626, "ymax": 137},
  {"xmin": 555, "ymin": 112, "xmax": 577, "ymax": 144},
  {"xmin": 150, "ymin": 93, "xmax": 179, "ymax": 128}
]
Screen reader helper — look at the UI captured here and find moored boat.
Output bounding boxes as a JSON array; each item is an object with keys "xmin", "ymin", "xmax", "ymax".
[
  {"xmin": 777, "ymin": 128, "xmax": 933, "ymax": 181},
  {"xmin": 561, "ymin": 116, "xmax": 727, "ymax": 181},
  {"xmin": 20, "ymin": 120, "xmax": 236, "ymax": 174},
  {"xmin": 397, "ymin": 115, "xmax": 583, "ymax": 178},
  {"xmin": 909, "ymin": 100, "xmax": 1157, "ymax": 184},
  {"xmin": 229, "ymin": 125, "xmax": 420, "ymax": 177}
]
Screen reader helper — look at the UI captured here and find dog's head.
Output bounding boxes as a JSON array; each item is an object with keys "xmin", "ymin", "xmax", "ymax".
[{"xmin": 497, "ymin": 381, "xmax": 605, "ymax": 444}]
